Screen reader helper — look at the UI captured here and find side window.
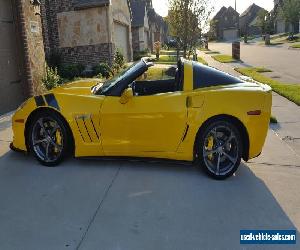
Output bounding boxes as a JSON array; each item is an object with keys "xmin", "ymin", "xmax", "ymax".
[
  {"xmin": 133, "ymin": 66, "xmax": 178, "ymax": 96},
  {"xmin": 136, "ymin": 66, "xmax": 175, "ymax": 81},
  {"xmin": 193, "ymin": 62, "xmax": 242, "ymax": 89}
]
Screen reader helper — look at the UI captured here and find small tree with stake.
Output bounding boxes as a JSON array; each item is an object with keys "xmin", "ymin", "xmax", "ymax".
[
  {"xmin": 256, "ymin": 10, "xmax": 274, "ymax": 45},
  {"xmin": 168, "ymin": 0, "xmax": 212, "ymax": 58}
]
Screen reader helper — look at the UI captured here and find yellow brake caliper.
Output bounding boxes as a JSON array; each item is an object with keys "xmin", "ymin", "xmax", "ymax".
[
  {"xmin": 54, "ymin": 130, "xmax": 62, "ymax": 153},
  {"xmin": 207, "ymin": 136, "xmax": 214, "ymax": 160}
]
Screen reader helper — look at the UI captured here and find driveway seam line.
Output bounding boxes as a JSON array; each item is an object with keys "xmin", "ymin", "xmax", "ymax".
[
  {"xmin": 271, "ymin": 129, "xmax": 300, "ymax": 159},
  {"xmin": 75, "ymin": 166, "xmax": 121, "ymax": 250},
  {"xmin": 0, "ymin": 140, "xmax": 11, "ymax": 143}
]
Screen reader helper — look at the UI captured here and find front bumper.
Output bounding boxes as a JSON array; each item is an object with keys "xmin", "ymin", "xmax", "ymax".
[{"xmin": 10, "ymin": 142, "xmax": 27, "ymax": 153}]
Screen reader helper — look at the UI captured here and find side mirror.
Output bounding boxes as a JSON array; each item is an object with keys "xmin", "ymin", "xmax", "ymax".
[{"xmin": 120, "ymin": 88, "xmax": 133, "ymax": 104}]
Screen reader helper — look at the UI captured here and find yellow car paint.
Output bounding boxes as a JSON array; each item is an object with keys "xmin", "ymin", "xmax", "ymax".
[{"xmin": 11, "ymin": 59, "xmax": 272, "ymax": 163}]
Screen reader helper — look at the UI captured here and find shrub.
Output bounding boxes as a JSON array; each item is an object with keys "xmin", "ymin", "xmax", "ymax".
[
  {"xmin": 59, "ymin": 63, "xmax": 85, "ymax": 80},
  {"xmin": 93, "ymin": 63, "xmax": 112, "ymax": 79},
  {"xmin": 114, "ymin": 49, "xmax": 125, "ymax": 68},
  {"xmin": 133, "ymin": 50, "xmax": 149, "ymax": 61},
  {"xmin": 42, "ymin": 65, "xmax": 60, "ymax": 90}
]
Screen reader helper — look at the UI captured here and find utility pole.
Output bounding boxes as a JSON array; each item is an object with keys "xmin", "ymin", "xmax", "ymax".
[{"xmin": 235, "ymin": 0, "xmax": 237, "ymax": 11}]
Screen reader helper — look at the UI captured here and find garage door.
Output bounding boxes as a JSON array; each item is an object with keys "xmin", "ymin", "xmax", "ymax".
[
  {"xmin": 223, "ymin": 29, "xmax": 238, "ymax": 41},
  {"xmin": 144, "ymin": 30, "xmax": 149, "ymax": 50},
  {"xmin": 0, "ymin": 0, "xmax": 24, "ymax": 114},
  {"xmin": 114, "ymin": 22, "xmax": 129, "ymax": 60}
]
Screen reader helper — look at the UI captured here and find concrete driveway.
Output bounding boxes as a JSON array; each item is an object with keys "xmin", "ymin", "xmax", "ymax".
[
  {"xmin": 0, "ymin": 114, "xmax": 300, "ymax": 250},
  {"xmin": 208, "ymin": 42, "xmax": 300, "ymax": 84}
]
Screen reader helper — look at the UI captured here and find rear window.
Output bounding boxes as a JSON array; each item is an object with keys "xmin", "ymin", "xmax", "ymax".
[{"xmin": 193, "ymin": 62, "xmax": 242, "ymax": 89}]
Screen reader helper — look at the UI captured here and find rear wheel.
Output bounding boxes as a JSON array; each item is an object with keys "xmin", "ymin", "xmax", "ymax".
[
  {"xmin": 29, "ymin": 111, "xmax": 69, "ymax": 166},
  {"xmin": 196, "ymin": 119, "xmax": 242, "ymax": 180}
]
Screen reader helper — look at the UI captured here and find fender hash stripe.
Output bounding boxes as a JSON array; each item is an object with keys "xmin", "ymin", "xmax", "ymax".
[{"xmin": 44, "ymin": 94, "xmax": 60, "ymax": 111}]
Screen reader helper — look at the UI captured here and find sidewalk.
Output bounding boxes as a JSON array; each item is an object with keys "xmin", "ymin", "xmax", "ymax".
[{"xmin": 199, "ymin": 50, "xmax": 300, "ymax": 157}]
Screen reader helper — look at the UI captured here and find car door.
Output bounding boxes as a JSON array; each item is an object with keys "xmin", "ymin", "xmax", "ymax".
[{"xmin": 100, "ymin": 91, "xmax": 188, "ymax": 155}]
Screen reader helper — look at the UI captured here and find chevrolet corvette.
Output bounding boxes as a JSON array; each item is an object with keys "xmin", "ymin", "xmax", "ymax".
[{"xmin": 10, "ymin": 58, "xmax": 272, "ymax": 179}]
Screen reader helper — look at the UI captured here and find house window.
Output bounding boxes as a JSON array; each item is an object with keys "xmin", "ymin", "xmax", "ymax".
[{"xmin": 225, "ymin": 16, "xmax": 228, "ymax": 21}]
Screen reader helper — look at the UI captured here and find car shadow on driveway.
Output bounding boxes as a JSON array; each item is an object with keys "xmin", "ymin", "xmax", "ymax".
[{"xmin": 0, "ymin": 149, "xmax": 299, "ymax": 250}]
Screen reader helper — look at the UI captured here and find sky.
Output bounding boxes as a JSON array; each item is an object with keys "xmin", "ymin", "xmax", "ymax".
[{"xmin": 152, "ymin": 0, "xmax": 275, "ymax": 18}]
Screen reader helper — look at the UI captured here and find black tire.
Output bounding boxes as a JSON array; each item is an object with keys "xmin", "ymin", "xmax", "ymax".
[
  {"xmin": 196, "ymin": 119, "xmax": 243, "ymax": 180},
  {"xmin": 28, "ymin": 111, "xmax": 70, "ymax": 167}
]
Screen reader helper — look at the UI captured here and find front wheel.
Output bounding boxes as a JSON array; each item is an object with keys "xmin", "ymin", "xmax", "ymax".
[
  {"xmin": 196, "ymin": 119, "xmax": 243, "ymax": 180},
  {"xmin": 29, "ymin": 111, "xmax": 69, "ymax": 166}
]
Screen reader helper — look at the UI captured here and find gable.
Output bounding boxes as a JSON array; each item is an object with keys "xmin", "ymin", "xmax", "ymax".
[{"xmin": 112, "ymin": 0, "xmax": 131, "ymax": 25}]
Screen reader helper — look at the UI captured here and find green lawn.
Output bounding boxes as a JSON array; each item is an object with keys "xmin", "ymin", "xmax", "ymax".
[
  {"xmin": 212, "ymin": 54, "xmax": 237, "ymax": 63},
  {"xmin": 253, "ymin": 67, "xmax": 273, "ymax": 73},
  {"xmin": 271, "ymin": 33, "xmax": 300, "ymax": 44},
  {"xmin": 146, "ymin": 67, "xmax": 172, "ymax": 80},
  {"xmin": 291, "ymin": 43, "xmax": 300, "ymax": 49},
  {"xmin": 240, "ymin": 35, "xmax": 256, "ymax": 41},
  {"xmin": 154, "ymin": 54, "xmax": 207, "ymax": 66},
  {"xmin": 235, "ymin": 67, "xmax": 300, "ymax": 106},
  {"xmin": 198, "ymin": 57, "xmax": 208, "ymax": 65},
  {"xmin": 155, "ymin": 55, "xmax": 177, "ymax": 65},
  {"xmin": 160, "ymin": 50, "xmax": 184, "ymax": 56},
  {"xmin": 205, "ymin": 51, "xmax": 220, "ymax": 55},
  {"xmin": 258, "ymin": 41, "xmax": 284, "ymax": 46}
]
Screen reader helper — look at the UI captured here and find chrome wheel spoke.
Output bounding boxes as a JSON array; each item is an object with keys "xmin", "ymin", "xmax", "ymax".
[
  {"xmin": 33, "ymin": 138, "xmax": 47, "ymax": 146},
  {"xmin": 225, "ymin": 133, "xmax": 235, "ymax": 145},
  {"xmin": 216, "ymin": 153, "xmax": 221, "ymax": 175},
  {"xmin": 45, "ymin": 142, "xmax": 50, "ymax": 161},
  {"xmin": 223, "ymin": 152, "xmax": 237, "ymax": 164},
  {"xmin": 38, "ymin": 119, "xmax": 46, "ymax": 133}
]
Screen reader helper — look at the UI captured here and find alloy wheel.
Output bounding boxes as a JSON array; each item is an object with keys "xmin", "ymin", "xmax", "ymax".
[{"xmin": 202, "ymin": 125, "xmax": 239, "ymax": 177}]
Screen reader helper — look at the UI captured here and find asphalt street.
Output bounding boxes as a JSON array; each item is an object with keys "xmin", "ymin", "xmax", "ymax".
[
  {"xmin": 208, "ymin": 42, "xmax": 300, "ymax": 84},
  {"xmin": 0, "ymin": 113, "xmax": 299, "ymax": 250}
]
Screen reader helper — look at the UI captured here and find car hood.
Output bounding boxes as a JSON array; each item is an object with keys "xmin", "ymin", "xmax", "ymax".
[{"xmin": 52, "ymin": 79, "xmax": 104, "ymax": 96}]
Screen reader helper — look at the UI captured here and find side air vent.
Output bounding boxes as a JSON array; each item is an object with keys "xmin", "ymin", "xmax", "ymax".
[{"xmin": 75, "ymin": 114, "xmax": 100, "ymax": 143}]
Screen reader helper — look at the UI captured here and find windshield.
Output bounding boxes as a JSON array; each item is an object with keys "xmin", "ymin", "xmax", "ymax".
[{"xmin": 97, "ymin": 61, "xmax": 144, "ymax": 94}]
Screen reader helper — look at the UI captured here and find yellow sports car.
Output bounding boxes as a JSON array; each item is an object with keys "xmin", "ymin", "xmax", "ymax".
[{"xmin": 11, "ymin": 58, "xmax": 272, "ymax": 179}]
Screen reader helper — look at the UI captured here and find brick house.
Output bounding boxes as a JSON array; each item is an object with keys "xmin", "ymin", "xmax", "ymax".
[
  {"xmin": 210, "ymin": 6, "xmax": 239, "ymax": 41},
  {"xmin": 240, "ymin": 4, "xmax": 267, "ymax": 36},
  {"xmin": 148, "ymin": 7, "xmax": 168, "ymax": 50},
  {"xmin": 130, "ymin": 0, "xmax": 151, "ymax": 52},
  {"xmin": 273, "ymin": 0, "xmax": 300, "ymax": 34},
  {"xmin": 130, "ymin": 0, "xmax": 168, "ymax": 54},
  {"xmin": 41, "ymin": 0, "xmax": 133, "ymax": 66},
  {"xmin": 0, "ymin": 0, "xmax": 46, "ymax": 114}
]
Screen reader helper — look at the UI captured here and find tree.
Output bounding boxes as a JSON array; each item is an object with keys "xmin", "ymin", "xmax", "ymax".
[
  {"xmin": 279, "ymin": 0, "xmax": 300, "ymax": 36},
  {"xmin": 168, "ymin": 0, "xmax": 212, "ymax": 58},
  {"xmin": 256, "ymin": 10, "xmax": 274, "ymax": 35}
]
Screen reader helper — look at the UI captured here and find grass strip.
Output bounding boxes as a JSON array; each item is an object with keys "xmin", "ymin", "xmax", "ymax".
[{"xmin": 212, "ymin": 54, "xmax": 237, "ymax": 63}]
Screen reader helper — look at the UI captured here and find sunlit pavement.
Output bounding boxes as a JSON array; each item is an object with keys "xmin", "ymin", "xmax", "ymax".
[
  {"xmin": 0, "ymin": 114, "xmax": 299, "ymax": 250},
  {"xmin": 208, "ymin": 42, "xmax": 300, "ymax": 84}
]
